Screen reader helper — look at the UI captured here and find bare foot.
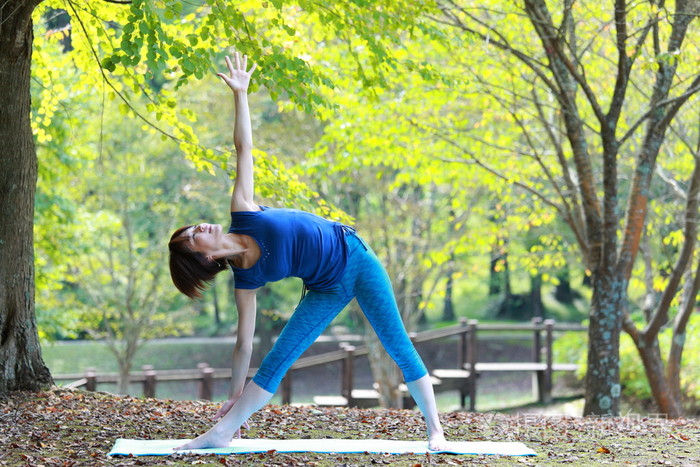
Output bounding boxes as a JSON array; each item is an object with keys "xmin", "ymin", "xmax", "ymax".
[
  {"xmin": 174, "ymin": 427, "xmax": 231, "ymax": 451},
  {"xmin": 428, "ymin": 431, "xmax": 448, "ymax": 451}
]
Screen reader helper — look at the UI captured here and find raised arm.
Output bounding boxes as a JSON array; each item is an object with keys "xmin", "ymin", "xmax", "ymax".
[{"xmin": 217, "ymin": 53, "xmax": 258, "ymax": 212}]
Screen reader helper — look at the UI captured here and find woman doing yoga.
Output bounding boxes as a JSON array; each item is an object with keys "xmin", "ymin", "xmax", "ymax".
[{"xmin": 168, "ymin": 52, "xmax": 447, "ymax": 451}]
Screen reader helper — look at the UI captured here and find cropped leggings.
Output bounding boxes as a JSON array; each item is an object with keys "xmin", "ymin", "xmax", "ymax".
[{"xmin": 252, "ymin": 231, "xmax": 428, "ymax": 393}]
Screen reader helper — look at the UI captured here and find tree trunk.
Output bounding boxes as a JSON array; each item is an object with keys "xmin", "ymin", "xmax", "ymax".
[
  {"xmin": 554, "ymin": 268, "xmax": 577, "ymax": 304},
  {"xmin": 583, "ymin": 271, "xmax": 624, "ymax": 416},
  {"xmin": 442, "ymin": 265, "xmax": 455, "ymax": 322},
  {"xmin": 488, "ymin": 246, "xmax": 506, "ymax": 296},
  {"xmin": 117, "ymin": 355, "xmax": 133, "ymax": 395},
  {"xmin": 668, "ymin": 256, "xmax": 700, "ymax": 408},
  {"xmin": 634, "ymin": 336, "xmax": 682, "ymax": 417},
  {"xmin": 530, "ymin": 273, "xmax": 544, "ymax": 319},
  {"xmin": 212, "ymin": 279, "xmax": 221, "ymax": 325},
  {"xmin": 115, "ymin": 327, "xmax": 141, "ymax": 395},
  {"xmin": 0, "ymin": 0, "xmax": 52, "ymax": 394}
]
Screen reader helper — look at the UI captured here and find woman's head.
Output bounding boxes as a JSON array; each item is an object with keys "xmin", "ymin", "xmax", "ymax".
[{"xmin": 169, "ymin": 225, "xmax": 228, "ymax": 299}]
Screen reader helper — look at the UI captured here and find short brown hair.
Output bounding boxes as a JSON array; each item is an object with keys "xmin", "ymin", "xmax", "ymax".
[{"xmin": 168, "ymin": 225, "xmax": 228, "ymax": 299}]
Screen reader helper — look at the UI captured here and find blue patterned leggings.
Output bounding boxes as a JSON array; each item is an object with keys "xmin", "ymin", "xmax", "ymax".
[{"xmin": 252, "ymin": 232, "xmax": 428, "ymax": 392}]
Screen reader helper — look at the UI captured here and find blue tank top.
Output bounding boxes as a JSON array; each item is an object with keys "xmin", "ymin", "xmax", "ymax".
[{"xmin": 228, "ymin": 207, "xmax": 348, "ymax": 291}]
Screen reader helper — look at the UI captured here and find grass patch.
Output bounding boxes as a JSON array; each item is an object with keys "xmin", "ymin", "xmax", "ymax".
[{"xmin": 43, "ymin": 339, "xmax": 238, "ymax": 375}]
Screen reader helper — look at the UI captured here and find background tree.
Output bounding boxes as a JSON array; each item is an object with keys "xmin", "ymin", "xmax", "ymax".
[
  {"xmin": 293, "ymin": 0, "xmax": 700, "ymax": 416},
  {"xmin": 424, "ymin": 0, "xmax": 700, "ymax": 416},
  {"xmin": 63, "ymin": 103, "xmax": 195, "ymax": 393}
]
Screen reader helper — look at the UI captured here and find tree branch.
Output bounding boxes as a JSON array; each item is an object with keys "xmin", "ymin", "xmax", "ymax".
[
  {"xmin": 667, "ymin": 246, "xmax": 700, "ymax": 400},
  {"xmin": 523, "ymin": 0, "xmax": 606, "ymax": 126},
  {"xmin": 643, "ymin": 152, "xmax": 700, "ymax": 340},
  {"xmin": 521, "ymin": 0, "xmax": 604, "ymax": 268},
  {"xmin": 410, "ymin": 118, "xmax": 565, "ymax": 215},
  {"xmin": 617, "ymin": 1, "xmax": 699, "ymax": 281},
  {"xmin": 530, "ymin": 86, "xmax": 588, "ymax": 255},
  {"xmin": 434, "ymin": 1, "xmax": 559, "ymax": 95},
  {"xmin": 620, "ymin": 76, "xmax": 700, "ymax": 145},
  {"xmin": 606, "ymin": 0, "xmax": 659, "ymax": 131}
]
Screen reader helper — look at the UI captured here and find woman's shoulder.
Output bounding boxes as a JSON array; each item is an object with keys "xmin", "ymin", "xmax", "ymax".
[
  {"xmin": 231, "ymin": 203, "xmax": 266, "ymax": 213},
  {"xmin": 229, "ymin": 206, "xmax": 272, "ymax": 231},
  {"xmin": 231, "ymin": 205, "xmax": 268, "ymax": 216}
]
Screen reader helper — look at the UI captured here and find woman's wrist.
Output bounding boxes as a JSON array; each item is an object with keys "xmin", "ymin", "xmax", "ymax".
[{"xmin": 229, "ymin": 383, "xmax": 243, "ymax": 399}]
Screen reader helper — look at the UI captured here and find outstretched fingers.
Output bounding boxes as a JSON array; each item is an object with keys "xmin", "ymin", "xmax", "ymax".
[
  {"xmin": 217, "ymin": 51, "xmax": 258, "ymax": 93},
  {"xmin": 213, "ymin": 399, "xmax": 236, "ymax": 420},
  {"xmin": 222, "ymin": 53, "xmax": 257, "ymax": 76},
  {"xmin": 247, "ymin": 61, "xmax": 257, "ymax": 75}
]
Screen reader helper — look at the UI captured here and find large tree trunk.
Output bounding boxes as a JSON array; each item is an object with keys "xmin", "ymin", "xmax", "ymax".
[
  {"xmin": 0, "ymin": 0, "xmax": 53, "ymax": 394},
  {"xmin": 583, "ymin": 271, "xmax": 624, "ymax": 415}
]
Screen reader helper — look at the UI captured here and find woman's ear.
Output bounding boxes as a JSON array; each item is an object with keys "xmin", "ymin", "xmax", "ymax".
[{"xmin": 206, "ymin": 255, "xmax": 225, "ymax": 268}]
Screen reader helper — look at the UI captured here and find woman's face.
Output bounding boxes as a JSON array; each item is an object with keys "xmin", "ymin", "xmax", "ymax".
[{"xmin": 181, "ymin": 223, "xmax": 224, "ymax": 256}]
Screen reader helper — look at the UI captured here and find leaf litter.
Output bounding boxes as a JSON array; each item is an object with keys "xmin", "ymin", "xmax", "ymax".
[{"xmin": 1, "ymin": 388, "xmax": 699, "ymax": 465}]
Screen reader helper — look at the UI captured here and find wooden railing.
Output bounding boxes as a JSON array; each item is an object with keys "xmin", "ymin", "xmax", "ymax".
[{"xmin": 53, "ymin": 318, "xmax": 586, "ymax": 411}]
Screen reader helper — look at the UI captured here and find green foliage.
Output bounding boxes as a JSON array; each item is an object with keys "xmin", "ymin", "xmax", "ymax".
[
  {"xmin": 31, "ymin": 0, "xmax": 583, "ymax": 342},
  {"xmin": 25, "ymin": 0, "xmax": 700, "ymax": 415}
]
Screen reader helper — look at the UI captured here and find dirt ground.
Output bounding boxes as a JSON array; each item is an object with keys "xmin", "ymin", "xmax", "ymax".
[{"xmin": 1, "ymin": 388, "xmax": 699, "ymax": 466}]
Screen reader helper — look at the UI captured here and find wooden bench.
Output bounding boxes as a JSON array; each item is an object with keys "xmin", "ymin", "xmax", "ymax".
[
  {"xmin": 431, "ymin": 318, "xmax": 583, "ymax": 411},
  {"xmin": 430, "ymin": 369, "xmax": 471, "ymax": 408},
  {"xmin": 313, "ymin": 378, "xmax": 441, "ymax": 409},
  {"xmin": 314, "ymin": 389, "xmax": 382, "ymax": 409},
  {"xmin": 461, "ymin": 361, "xmax": 581, "ymax": 411},
  {"xmin": 469, "ymin": 362, "xmax": 579, "ymax": 372}
]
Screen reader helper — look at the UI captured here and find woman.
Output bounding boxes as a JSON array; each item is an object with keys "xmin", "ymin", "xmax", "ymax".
[{"xmin": 169, "ymin": 52, "xmax": 447, "ymax": 451}]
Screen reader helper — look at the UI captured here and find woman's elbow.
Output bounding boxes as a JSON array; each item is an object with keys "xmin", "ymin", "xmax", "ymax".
[
  {"xmin": 235, "ymin": 142, "xmax": 253, "ymax": 155},
  {"xmin": 234, "ymin": 340, "xmax": 253, "ymax": 355}
]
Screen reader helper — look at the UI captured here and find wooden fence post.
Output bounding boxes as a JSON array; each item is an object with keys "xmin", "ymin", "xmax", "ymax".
[
  {"xmin": 531, "ymin": 317, "xmax": 545, "ymax": 402},
  {"xmin": 467, "ymin": 320, "xmax": 478, "ymax": 411},
  {"xmin": 543, "ymin": 319, "xmax": 555, "ymax": 404},
  {"xmin": 142, "ymin": 365, "xmax": 156, "ymax": 399},
  {"xmin": 198, "ymin": 363, "xmax": 213, "ymax": 401},
  {"xmin": 282, "ymin": 372, "xmax": 292, "ymax": 405},
  {"xmin": 85, "ymin": 368, "xmax": 96, "ymax": 392},
  {"xmin": 341, "ymin": 343, "xmax": 355, "ymax": 407},
  {"xmin": 458, "ymin": 318, "xmax": 468, "ymax": 369}
]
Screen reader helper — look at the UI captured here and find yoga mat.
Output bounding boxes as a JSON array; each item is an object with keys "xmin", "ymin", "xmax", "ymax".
[{"xmin": 108, "ymin": 438, "xmax": 537, "ymax": 456}]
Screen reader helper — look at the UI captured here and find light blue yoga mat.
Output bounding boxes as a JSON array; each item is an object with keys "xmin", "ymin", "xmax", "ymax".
[{"xmin": 108, "ymin": 438, "xmax": 537, "ymax": 456}]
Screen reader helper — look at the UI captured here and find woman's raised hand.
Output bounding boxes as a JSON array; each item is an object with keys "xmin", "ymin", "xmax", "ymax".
[{"xmin": 217, "ymin": 52, "xmax": 257, "ymax": 93}]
